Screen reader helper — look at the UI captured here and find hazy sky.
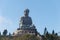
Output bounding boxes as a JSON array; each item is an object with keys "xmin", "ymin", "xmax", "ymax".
[{"xmin": 0, "ymin": 0, "xmax": 60, "ymax": 35}]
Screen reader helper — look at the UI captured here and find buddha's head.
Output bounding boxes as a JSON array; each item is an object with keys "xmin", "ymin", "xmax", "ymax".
[{"xmin": 24, "ymin": 9, "xmax": 29, "ymax": 17}]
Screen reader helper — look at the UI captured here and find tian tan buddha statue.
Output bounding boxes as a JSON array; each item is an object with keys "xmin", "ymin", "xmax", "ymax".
[
  {"xmin": 13, "ymin": 9, "xmax": 37, "ymax": 36},
  {"xmin": 19, "ymin": 9, "xmax": 33, "ymax": 28}
]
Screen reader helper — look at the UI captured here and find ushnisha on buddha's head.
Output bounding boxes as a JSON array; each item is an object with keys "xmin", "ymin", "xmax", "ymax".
[{"xmin": 24, "ymin": 9, "xmax": 30, "ymax": 17}]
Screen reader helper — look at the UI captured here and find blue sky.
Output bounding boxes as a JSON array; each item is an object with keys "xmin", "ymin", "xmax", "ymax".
[{"xmin": 0, "ymin": 0, "xmax": 60, "ymax": 35}]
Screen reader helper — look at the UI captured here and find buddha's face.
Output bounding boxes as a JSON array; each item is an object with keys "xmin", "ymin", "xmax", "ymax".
[{"xmin": 24, "ymin": 9, "xmax": 29, "ymax": 17}]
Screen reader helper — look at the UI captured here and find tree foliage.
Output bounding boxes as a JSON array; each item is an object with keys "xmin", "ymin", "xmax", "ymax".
[
  {"xmin": 44, "ymin": 27, "xmax": 47, "ymax": 36},
  {"xmin": 3, "ymin": 29, "xmax": 8, "ymax": 36},
  {"xmin": 19, "ymin": 34, "xmax": 40, "ymax": 40}
]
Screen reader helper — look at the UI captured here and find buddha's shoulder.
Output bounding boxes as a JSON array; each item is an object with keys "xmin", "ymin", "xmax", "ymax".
[{"xmin": 20, "ymin": 16, "xmax": 25, "ymax": 19}]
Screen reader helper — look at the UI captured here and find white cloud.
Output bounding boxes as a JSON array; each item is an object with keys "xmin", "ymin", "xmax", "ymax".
[
  {"xmin": 0, "ymin": 16, "xmax": 13, "ymax": 32},
  {"xmin": 0, "ymin": 16, "xmax": 13, "ymax": 25}
]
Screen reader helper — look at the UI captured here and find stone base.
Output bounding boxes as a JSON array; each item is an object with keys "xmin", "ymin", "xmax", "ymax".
[{"xmin": 13, "ymin": 28, "xmax": 37, "ymax": 36}]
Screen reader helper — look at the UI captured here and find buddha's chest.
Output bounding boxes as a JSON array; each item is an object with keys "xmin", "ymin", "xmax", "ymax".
[{"xmin": 23, "ymin": 17, "xmax": 30, "ymax": 22}]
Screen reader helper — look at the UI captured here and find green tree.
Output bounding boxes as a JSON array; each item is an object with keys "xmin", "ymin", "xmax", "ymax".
[
  {"xmin": 52, "ymin": 30, "xmax": 55, "ymax": 35},
  {"xmin": 44, "ymin": 27, "xmax": 47, "ymax": 35},
  {"xmin": 9, "ymin": 33, "xmax": 11, "ymax": 36},
  {"xmin": 3, "ymin": 29, "xmax": 8, "ymax": 36},
  {"xmin": 55, "ymin": 33, "xmax": 58, "ymax": 36},
  {"xmin": 0, "ymin": 32, "xmax": 1, "ymax": 36}
]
